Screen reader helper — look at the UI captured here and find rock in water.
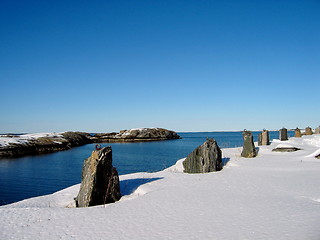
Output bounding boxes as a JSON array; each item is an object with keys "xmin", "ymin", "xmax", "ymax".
[
  {"xmin": 258, "ymin": 129, "xmax": 269, "ymax": 146},
  {"xmin": 279, "ymin": 128, "xmax": 288, "ymax": 141},
  {"xmin": 183, "ymin": 138, "xmax": 222, "ymax": 173},
  {"xmin": 315, "ymin": 127, "xmax": 320, "ymax": 134},
  {"xmin": 295, "ymin": 128, "xmax": 302, "ymax": 137},
  {"xmin": 90, "ymin": 128, "xmax": 181, "ymax": 143},
  {"xmin": 241, "ymin": 130, "xmax": 257, "ymax": 158},
  {"xmin": 76, "ymin": 146, "xmax": 121, "ymax": 207},
  {"xmin": 305, "ymin": 127, "xmax": 313, "ymax": 135}
]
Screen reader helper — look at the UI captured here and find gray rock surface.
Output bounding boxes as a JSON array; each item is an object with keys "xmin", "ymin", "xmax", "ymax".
[
  {"xmin": 76, "ymin": 146, "xmax": 121, "ymax": 207},
  {"xmin": 272, "ymin": 147, "xmax": 301, "ymax": 152},
  {"xmin": 295, "ymin": 128, "xmax": 302, "ymax": 138},
  {"xmin": 183, "ymin": 138, "xmax": 222, "ymax": 173},
  {"xmin": 258, "ymin": 130, "xmax": 269, "ymax": 146},
  {"xmin": 241, "ymin": 130, "xmax": 257, "ymax": 158},
  {"xmin": 279, "ymin": 128, "xmax": 288, "ymax": 141}
]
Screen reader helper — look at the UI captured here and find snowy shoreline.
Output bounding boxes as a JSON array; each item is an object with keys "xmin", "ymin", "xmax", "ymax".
[
  {"xmin": 0, "ymin": 128, "xmax": 181, "ymax": 158},
  {"xmin": 1, "ymin": 135, "xmax": 320, "ymax": 239}
]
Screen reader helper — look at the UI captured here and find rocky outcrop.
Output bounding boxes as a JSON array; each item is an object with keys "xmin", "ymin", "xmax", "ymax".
[
  {"xmin": 0, "ymin": 128, "xmax": 181, "ymax": 158},
  {"xmin": 241, "ymin": 130, "xmax": 257, "ymax": 158},
  {"xmin": 279, "ymin": 128, "xmax": 288, "ymax": 141},
  {"xmin": 90, "ymin": 128, "xmax": 181, "ymax": 143},
  {"xmin": 75, "ymin": 146, "xmax": 121, "ymax": 207},
  {"xmin": 295, "ymin": 128, "xmax": 302, "ymax": 138},
  {"xmin": 258, "ymin": 129, "xmax": 270, "ymax": 146},
  {"xmin": 183, "ymin": 138, "xmax": 222, "ymax": 173},
  {"xmin": 0, "ymin": 132, "xmax": 91, "ymax": 158},
  {"xmin": 61, "ymin": 132, "xmax": 91, "ymax": 147}
]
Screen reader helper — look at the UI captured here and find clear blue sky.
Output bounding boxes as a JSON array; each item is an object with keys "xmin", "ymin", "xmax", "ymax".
[{"xmin": 1, "ymin": 0, "xmax": 319, "ymax": 133}]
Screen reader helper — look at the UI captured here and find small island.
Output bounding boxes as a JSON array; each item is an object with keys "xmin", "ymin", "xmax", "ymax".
[{"xmin": 0, "ymin": 128, "xmax": 181, "ymax": 158}]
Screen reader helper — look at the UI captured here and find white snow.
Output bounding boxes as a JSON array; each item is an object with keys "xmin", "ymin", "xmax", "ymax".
[
  {"xmin": 273, "ymin": 143, "xmax": 295, "ymax": 149},
  {"xmin": 119, "ymin": 128, "xmax": 162, "ymax": 137},
  {"xmin": 1, "ymin": 135, "xmax": 320, "ymax": 239},
  {"xmin": 0, "ymin": 132, "xmax": 63, "ymax": 147}
]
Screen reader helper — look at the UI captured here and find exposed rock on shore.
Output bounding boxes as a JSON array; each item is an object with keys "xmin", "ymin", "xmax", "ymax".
[
  {"xmin": 89, "ymin": 128, "xmax": 181, "ymax": 143},
  {"xmin": 75, "ymin": 146, "xmax": 121, "ymax": 207},
  {"xmin": 241, "ymin": 130, "xmax": 257, "ymax": 158},
  {"xmin": 183, "ymin": 138, "xmax": 222, "ymax": 173},
  {"xmin": 258, "ymin": 129, "xmax": 270, "ymax": 146},
  {"xmin": 295, "ymin": 128, "xmax": 302, "ymax": 137}
]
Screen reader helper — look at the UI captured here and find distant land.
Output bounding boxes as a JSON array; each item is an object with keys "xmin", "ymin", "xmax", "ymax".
[{"xmin": 0, "ymin": 128, "xmax": 181, "ymax": 158}]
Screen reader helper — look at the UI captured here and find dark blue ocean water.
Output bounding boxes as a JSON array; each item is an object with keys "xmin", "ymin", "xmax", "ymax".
[{"xmin": 0, "ymin": 131, "xmax": 293, "ymax": 206}]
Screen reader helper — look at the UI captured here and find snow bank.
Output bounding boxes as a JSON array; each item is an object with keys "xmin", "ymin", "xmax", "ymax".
[
  {"xmin": 0, "ymin": 132, "xmax": 63, "ymax": 147},
  {"xmin": 1, "ymin": 135, "xmax": 320, "ymax": 239}
]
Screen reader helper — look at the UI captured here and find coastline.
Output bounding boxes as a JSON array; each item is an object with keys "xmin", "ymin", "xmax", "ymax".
[
  {"xmin": 0, "ymin": 128, "xmax": 181, "ymax": 158},
  {"xmin": 1, "ymin": 134, "xmax": 320, "ymax": 239}
]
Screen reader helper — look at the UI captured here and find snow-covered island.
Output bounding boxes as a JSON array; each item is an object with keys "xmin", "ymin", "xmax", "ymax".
[
  {"xmin": 0, "ymin": 128, "xmax": 181, "ymax": 158},
  {"xmin": 1, "ymin": 135, "xmax": 320, "ymax": 239}
]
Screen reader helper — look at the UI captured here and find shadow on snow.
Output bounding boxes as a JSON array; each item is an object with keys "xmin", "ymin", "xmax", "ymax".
[
  {"xmin": 120, "ymin": 177, "xmax": 164, "ymax": 196},
  {"xmin": 120, "ymin": 157, "xmax": 232, "ymax": 197},
  {"xmin": 222, "ymin": 157, "xmax": 230, "ymax": 167}
]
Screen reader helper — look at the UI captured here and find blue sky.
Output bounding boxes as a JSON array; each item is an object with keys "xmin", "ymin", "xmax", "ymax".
[{"xmin": 1, "ymin": 0, "xmax": 319, "ymax": 133}]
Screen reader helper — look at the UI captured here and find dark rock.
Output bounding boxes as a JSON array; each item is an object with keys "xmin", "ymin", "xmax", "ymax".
[
  {"xmin": 272, "ymin": 147, "xmax": 301, "ymax": 152},
  {"xmin": 183, "ymin": 138, "xmax": 222, "ymax": 173},
  {"xmin": 241, "ymin": 130, "xmax": 257, "ymax": 158},
  {"xmin": 258, "ymin": 130, "xmax": 269, "ymax": 146},
  {"xmin": 61, "ymin": 132, "xmax": 91, "ymax": 147},
  {"xmin": 76, "ymin": 146, "xmax": 121, "ymax": 207},
  {"xmin": 279, "ymin": 128, "xmax": 288, "ymax": 141},
  {"xmin": 295, "ymin": 128, "xmax": 302, "ymax": 138},
  {"xmin": 315, "ymin": 154, "xmax": 320, "ymax": 159},
  {"xmin": 305, "ymin": 127, "xmax": 313, "ymax": 135}
]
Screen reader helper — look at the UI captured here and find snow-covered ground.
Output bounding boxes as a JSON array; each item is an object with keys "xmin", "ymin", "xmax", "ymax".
[
  {"xmin": 0, "ymin": 132, "xmax": 63, "ymax": 147},
  {"xmin": 1, "ymin": 135, "xmax": 320, "ymax": 240}
]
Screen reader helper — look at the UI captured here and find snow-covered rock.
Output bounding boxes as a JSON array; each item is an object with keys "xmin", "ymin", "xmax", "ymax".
[
  {"xmin": 91, "ymin": 128, "xmax": 181, "ymax": 142},
  {"xmin": 0, "ymin": 132, "xmax": 91, "ymax": 158}
]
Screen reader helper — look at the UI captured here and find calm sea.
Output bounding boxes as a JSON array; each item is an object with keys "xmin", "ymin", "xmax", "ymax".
[{"xmin": 0, "ymin": 131, "xmax": 293, "ymax": 206}]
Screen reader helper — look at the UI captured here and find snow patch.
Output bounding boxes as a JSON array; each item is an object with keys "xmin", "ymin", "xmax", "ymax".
[
  {"xmin": 305, "ymin": 148, "xmax": 320, "ymax": 158},
  {"xmin": 274, "ymin": 143, "xmax": 295, "ymax": 149}
]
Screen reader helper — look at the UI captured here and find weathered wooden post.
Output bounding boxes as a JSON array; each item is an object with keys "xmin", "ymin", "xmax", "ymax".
[{"xmin": 241, "ymin": 130, "xmax": 257, "ymax": 158}]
